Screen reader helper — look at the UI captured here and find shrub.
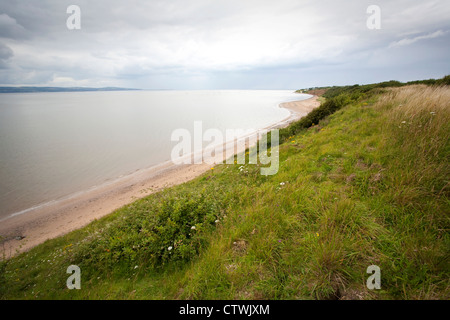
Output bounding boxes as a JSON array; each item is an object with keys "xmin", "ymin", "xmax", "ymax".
[
  {"xmin": 436, "ymin": 75, "xmax": 450, "ymax": 86},
  {"xmin": 68, "ymin": 188, "xmax": 226, "ymax": 271}
]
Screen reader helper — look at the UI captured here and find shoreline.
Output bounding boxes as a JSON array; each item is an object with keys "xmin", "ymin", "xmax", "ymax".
[{"xmin": 0, "ymin": 95, "xmax": 320, "ymax": 257}]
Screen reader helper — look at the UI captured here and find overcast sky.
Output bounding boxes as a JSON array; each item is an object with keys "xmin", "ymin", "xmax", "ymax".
[{"xmin": 0, "ymin": 0, "xmax": 449, "ymax": 89}]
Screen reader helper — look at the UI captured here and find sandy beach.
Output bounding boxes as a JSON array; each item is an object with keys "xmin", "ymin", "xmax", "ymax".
[{"xmin": 0, "ymin": 95, "xmax": 320, "ymax": 257}]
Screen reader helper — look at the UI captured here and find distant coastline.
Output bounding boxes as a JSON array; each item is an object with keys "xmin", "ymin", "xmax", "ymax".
[{"xmin": 0, "ymin": 86, "xmax": 140, "ymax": 93}]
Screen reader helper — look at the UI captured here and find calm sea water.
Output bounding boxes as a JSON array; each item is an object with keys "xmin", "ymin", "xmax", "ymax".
[{"xmin": 0, "ymin": 90, "xmax": 308, "ymax": 220}]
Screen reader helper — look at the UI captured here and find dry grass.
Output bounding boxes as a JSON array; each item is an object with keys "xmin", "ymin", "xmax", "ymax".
[{"xmin": 375, "ymin": 85, "xmax": 450, "ymax": 200}]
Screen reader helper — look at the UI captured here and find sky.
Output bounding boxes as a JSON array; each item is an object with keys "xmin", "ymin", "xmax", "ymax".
[{"xmin": 0, "ymin": 0, "xmax": 449, "ymax": 89}]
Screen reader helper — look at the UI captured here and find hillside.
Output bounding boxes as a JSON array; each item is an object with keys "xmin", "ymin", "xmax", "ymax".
[{"xmin": 1, "ymin": 80, "xmax": 449, "ymax": 300}]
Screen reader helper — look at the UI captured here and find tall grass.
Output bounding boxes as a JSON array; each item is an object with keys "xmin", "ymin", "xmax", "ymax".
[
  {"xmin": 377, "ymin": 85, "xmax": 450, "ymax": 200},
  {"xmin": 368, "ymin": 85, "xmax": 450, "ymax": 299}
]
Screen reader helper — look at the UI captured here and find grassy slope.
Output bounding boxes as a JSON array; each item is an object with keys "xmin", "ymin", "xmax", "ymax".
[{"xmin": 1, "ymin": 84, "xmax": 449, "ymax": 300}]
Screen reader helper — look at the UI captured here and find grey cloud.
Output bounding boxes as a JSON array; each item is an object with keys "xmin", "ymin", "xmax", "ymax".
[
  {"xmin": 0, "ymin": 14, "xmax": 27, "ymax": 39},
  {"xmin": 0, "ymin": 42, "xmax": 13, "ymax": 69},
  {"xmin": 0, "ymin": 0, "xmax": 449, "ymax": 88},
  {"xmin": 389, "ymin": 30, "xmax": 448, "ymax": 48},
  {"xmin": 0, "ymin": 42, "xmax": 13, "ymax": 60}
]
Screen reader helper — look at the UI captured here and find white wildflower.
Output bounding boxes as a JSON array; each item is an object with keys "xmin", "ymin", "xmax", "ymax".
[
  {"xmin": 168, "ymin": 246, "xmax": 173, "ymax": 251},
  {"xmin": 215, "ymin": 219, "xmax": 220, "ymax": 223},
  {"xmin": 191, "ymin": 226, "xmax": 196, "ymax": 230}
]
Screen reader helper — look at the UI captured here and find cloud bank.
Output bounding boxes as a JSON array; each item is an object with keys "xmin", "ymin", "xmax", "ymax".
[{"xmin": 0, "ymin": 0, "xmax": 449, "ymax": 89}]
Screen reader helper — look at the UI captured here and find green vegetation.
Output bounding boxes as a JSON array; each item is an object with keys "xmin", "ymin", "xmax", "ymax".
[
  {"xmin": 1, "ymin": 78, "xmax": 449, "ymax": 300},
  {"xmin": 296, "ymin": 75, "xmax": 450, "ymax": 97}
]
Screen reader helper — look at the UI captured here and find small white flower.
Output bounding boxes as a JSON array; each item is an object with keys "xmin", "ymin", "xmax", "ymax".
[
  {"xmin": 215, "ymin": 219, "xmax": 220, "ymax": 223},
  {"xmin": 401, "ymin": 121, "xmax": 406, "ymax": 124},
  {"xmin": 134, "ymin": 265, "xmax": 138, "ymax": 269},
  {"xmin": 280, "ymin": 182, "xmax": 285, "ymax": 186},
  {"xmin": 168, "ymin": 246, "xmax": 173, "ymax": 251},
  {"xmin": 191, "ymin": 226, "xmax": 196, "ymax": 230},
  {"xmin": 430, "ymin": 111, "xmax": 436, "ymax": 115}
]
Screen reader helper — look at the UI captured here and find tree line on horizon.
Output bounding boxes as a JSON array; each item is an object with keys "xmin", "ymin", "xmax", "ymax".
[{"xmin": 296, "ymin": 75, "xmax": 450, "ymax": 96}]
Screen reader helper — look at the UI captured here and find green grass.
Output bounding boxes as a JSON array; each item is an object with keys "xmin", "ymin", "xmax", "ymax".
[{"xmin": 1, "ymin": 83, "xmax": 449, "ymax": 300}]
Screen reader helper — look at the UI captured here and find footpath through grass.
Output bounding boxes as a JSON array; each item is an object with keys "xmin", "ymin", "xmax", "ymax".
[{"xmin": 1, "ymin": 82, "xmax": 449, "ymax": 300}]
